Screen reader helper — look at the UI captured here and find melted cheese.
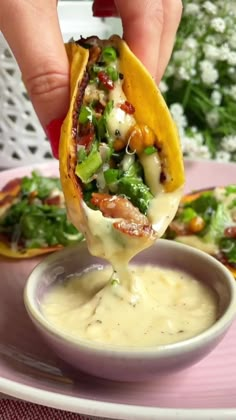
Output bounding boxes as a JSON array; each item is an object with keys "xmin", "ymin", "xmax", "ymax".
[{"xmin": 42, "ymin": 264, "xmax": 217, "ymax": 347}]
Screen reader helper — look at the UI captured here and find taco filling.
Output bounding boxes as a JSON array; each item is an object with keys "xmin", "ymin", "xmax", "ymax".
[
  {"xmin": 60, "ymin": 36, "xmax": 184, "ymax": 275},
  {"xmin": 165, "ymin": 185, "xmax": 236, "ymax": 277}
]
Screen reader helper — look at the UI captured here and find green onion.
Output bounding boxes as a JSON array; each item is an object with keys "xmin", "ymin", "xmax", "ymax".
[
  {"xmin": 225, "ymin": 185, "xmax": 236, "ymax": 195},
  {"xmin": 144, "ymin": 146, "xmax": 157, "ymax": 155},
  {"xmin": 79, "ymin": 106, "xmax": 93, "ymax": 124},
  {"xmin": 77, "ymin": 147, "xmax": 87, "ymax": 163},
  {"xmin": 102, "ymin": 47, "xmax": 117, "ymax": 63},
  {"xmin": 104, "ymin": 100, "xmax": 114, "ymax": 117},
  {"xmin": 106, "ymin": 66, "xmax": 119, "ymax": 82},
  {"xmin": 180, "ymin": 207, "xmax": 197, "ymax": 223},
  {"xmin": 75, "ymin": 146, "xmax": 102, "ymax": 183},
  {"xmin": 104, "ymin": 168, "xmax": 120, "ymax": 185}
]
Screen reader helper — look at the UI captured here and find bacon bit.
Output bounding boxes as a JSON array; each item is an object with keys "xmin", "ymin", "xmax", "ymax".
[
  {"xmin": 94, "ymin": 101, "xmax": 105, "ymax": 115},
  {"xmin": 98, "ymin": 71, "xmax": 114, "ymax": 90},
  {"xmin": 119, "ymin": 101, "xmax": 135, "ymax": 114},
  {"xmin": 88, "ymin": 46, "xmax": 102, "ymax": 65},
  {"xmin": 44, "ymin": 196, "xmax": 61, "ymax": 206},
  {"xmin": 78, "ymin": 122, "xmax": 95, "ymax": 150},
  {"xmin": 224, "ymin": 226, "xmax": 236, "ymax": 238}
]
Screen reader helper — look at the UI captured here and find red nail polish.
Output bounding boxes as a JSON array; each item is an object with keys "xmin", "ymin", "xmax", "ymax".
[
  {"xmin": 92, "ymin": 0, "xmax": 118, "ymax": 17},
  {"xmin": 45, "ymin": 118, "xmax": 64, "ymax": 159}
]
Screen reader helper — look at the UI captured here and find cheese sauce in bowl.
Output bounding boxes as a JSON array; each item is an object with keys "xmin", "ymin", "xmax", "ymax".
[{"xmin": 24, "ymin": 240, "xmax": 236, "ymax": 382}]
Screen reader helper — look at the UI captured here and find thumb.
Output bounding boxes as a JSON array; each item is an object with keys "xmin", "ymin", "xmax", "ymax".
[
  {"xmin": 0, "ymin": 0, "xmax": 70, "ymax": 157},
  {"xmin": 115, "ymin": 0, "xmax": 163, "ymax": 81}
]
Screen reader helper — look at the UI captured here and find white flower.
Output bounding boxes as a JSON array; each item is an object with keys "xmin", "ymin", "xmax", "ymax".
[
  {"xmin": 221, "ymin": 135, "xmax": 236, "ymax": 152},
  {"xmin": 228, "ymin": 51, "xmax": 236, "ymax": 66},
  {"xmin": 170, "ymin": 103, "xmax": 184, "ymax": 116},
  {"xmin": 211, "ymin": 17, "xmax": 226, "ymax": 33},
  {"xmin": 177, "ymin": 66, "xmax": 191, "ymax": 81},
  {"xmin": 206, "ymin": 110, "xmax": 220, "ymax": 128},
  {"xmin": 185, "ymin": 3, "xmax": 200, "ymax": 16},
  {"xmin": 215, "ymin": 151, "xmax": 231, "ymax": 162},
  {"xmin": 229, "ymin": 33, "xmax": 236, "ymax": 49},
  {"xmin": 159, "ymin": 80, "xmax": 168, "ymax": 93},
  {"xmin": 194, "ymin": 132, "xmax": 204, "ymax": 146},
  {"xmin": 211, "ymin": 90, "xmax": 222, "ymax": 106},
  {"xmin": 200, "ymin": 60, "xmax": 219, "ymax": 85},
  {"xmin": 203, "ymin": 44, "xmax": 220, "ymax": 61},
  {"xmin": 227, "ymin": 85, "xmax": 236, "ymax": 100},
  {"xmin": 195, "ymin": 145, "xmax": 212, "ymax": 160},
  {"xmin": 218, "ymin": 43, "xmax": 230, "ymax": 61},
  {"xmin": 183, "ymin": 37, "xmax": 198, "ymax": 50},
  {"xmin": 203, "ymin": 1, "xmax": 217, "ymax": 15},
  {"xmin": 170, "ymin": 103, "xmax": 187, "ymax": 130}
]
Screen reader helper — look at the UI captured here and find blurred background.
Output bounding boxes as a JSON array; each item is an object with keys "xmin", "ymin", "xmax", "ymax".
[{"xmin": 0, "ymin": 0, "xmax": 235, "ymax": 168}]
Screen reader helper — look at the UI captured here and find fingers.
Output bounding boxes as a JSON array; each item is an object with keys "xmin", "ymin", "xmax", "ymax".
[
  {"xmin": 156, "ymin": 0, "xmax": 182, "ymax": 82},
  {"xmin": 115, "ymin": 0, "xmax": 163, "ymax": 80},
  {"xmin": 0, "ymin": 0, "xmax": 70, "ymax": 133},
  {"xmin": 92, "ymin": 0, "xmax": 118, "ymax": 17},
  {"xmin": 94, "ymin": 0, "xmax": 182, "ymax": 83}
]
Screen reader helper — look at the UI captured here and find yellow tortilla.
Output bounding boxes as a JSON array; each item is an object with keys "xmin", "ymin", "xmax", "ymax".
[{"xmin": 59, "ymin": 35, "xmax": 185, "ymax": 232}]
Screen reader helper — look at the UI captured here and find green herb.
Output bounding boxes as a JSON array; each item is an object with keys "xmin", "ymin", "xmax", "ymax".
[
  {"xmin": 79, "ymin": 105, "xmax": 93, "ymax": 124},
  {"xmin": 104, "ymin": 168, "xmax": 120, "ymax": 185},
  {"xmin": 144, "ymin": 146, "xmax": 157, "ymax": 155},
  {"xmin": 219, "ymin": 238, "xmax": 236, "ymax": 264},
  {"xmin": 225, "ymin": 185, "xmax": 236, "ymax": 195},
  {"xmin": 21, "ymin": 172, "xmax": 61, "ymax": 200},
  {"xmin": 123, "ymin": 161, "xmax": 143, "ymax": 179},
  {"xmin": 111, "ymin": 278, "xmax": 119, "ymax": 286},
  {"xmin": 104, "ymin": 100, "xmax": 114, "ymax": 117},
  {"xmin": 75, "ymin": 145, "xmax": 102, "ymax": 183},
  {"xmin": 77, "ymin": 147, "xmax": 87, "ymax": 163},
  {"xmin": 118, "ymin": 177, "xmax": 153, "ymax": 214},
  {"xmin": 106, "ymin": 66, "xmax": 119, "ymax": 82},
  {"xmin": 180, "ymin": 207, "xmax": 197, "ymax": 223},
  {"xmin": 102, "ymin": 46, "xmax": 118, "ymax": 63},
  {"xmin": 203, "ymin": 203, "xmax": 231, "ymax": 244},
  {"xmin": 184, "ymin": 192, "xmax": 218, "ymax": 224},
  {"xmin": 0, "ymin": 201, "xmax": 83, "ymax": 248}
]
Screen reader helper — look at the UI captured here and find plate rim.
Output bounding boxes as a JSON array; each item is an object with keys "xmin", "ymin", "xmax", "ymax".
[
  {"xmin": 0, "ymin": 159, "xmax": 236, "ymax": 419},
  {"xmin": 1, "ymin": 376, "xmax": 236, "ymax": 420}
]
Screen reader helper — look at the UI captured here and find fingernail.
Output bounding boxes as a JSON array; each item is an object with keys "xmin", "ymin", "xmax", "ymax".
[
  {"xmin": 92, "ymin": 0, "xmax": 118, "ymax": 17},
  {"xmin": 45, "ymin": 118, "xmax": 64, "ymax": 159}
]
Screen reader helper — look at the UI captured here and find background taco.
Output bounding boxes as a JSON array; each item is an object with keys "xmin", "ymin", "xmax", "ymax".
[
  {"xmin": 0, "ymin": 172, "xmax": 83, "ymax": 258},
  {"xmin": 165, "ymin": 185, "xmax": 236, "ymax": 278}
]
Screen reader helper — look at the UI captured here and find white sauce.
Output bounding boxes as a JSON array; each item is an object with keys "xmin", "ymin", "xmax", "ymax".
[
  {"xmin": 42, "ymin": 264, "xmax": 217, "ymax": 347},
  {"xmin": 107, "ymin": 80, "xmax": 136, "ymax": 139}
]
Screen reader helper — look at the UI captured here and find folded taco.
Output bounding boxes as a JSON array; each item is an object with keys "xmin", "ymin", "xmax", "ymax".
[
  {"xmin": 165, "ymin": 185, "xmax": 236, "ymax": 278},
  {"xmin": 0, "ymin": 172, "xmax": 83, "ymax": 258},
  {"xmin": 59, "ymin": 35, "xmax": 185, "ymax": 263}
]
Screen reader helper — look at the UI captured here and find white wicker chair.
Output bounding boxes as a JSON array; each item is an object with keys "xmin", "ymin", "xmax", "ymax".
[{"xmin": 0, "ymin": 1, "xmax": 122, "ymax": 169}]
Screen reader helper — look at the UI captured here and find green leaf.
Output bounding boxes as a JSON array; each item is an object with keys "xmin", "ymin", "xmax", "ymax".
[{"xmin": 79, "ymin": 105, "xmax": 93, "ymax": 124}]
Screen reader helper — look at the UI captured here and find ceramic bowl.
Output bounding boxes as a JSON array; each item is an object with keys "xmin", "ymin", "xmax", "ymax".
[{"xmin": 24, "ymin": 239, "xmax": 236, "ymax": 382}]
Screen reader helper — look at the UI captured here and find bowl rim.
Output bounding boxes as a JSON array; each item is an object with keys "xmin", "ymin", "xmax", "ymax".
[{"xmin": 24, "ymin": 239, "xmax": 236, "ymax": 358}]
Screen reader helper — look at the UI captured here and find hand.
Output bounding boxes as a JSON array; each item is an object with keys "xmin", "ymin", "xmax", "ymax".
[
  {"xmin": 0, "ymin": 0, "xmax": 182, "ymax": 159},
  {"xmin": 93, "ymin": 0, "xmax": 183, "ymax": 83}
]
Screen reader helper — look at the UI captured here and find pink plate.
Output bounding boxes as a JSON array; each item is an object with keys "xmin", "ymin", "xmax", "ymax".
[{"xmin": 0, "ymin": 160, "xmax": 236, "ymax": 420}]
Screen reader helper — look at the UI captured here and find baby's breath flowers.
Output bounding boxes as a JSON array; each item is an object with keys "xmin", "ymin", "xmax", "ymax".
[{"xmin": 162, "ymin": 0, "xmax": 236, "ymax": 162}]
